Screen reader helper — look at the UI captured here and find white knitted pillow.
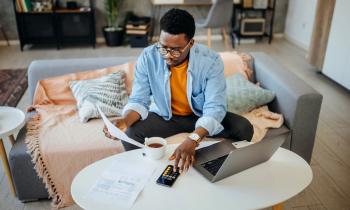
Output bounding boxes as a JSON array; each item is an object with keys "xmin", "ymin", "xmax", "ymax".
[{"xmin": 70, "ymin": 71, "xmax": 128, "ymax": 123}]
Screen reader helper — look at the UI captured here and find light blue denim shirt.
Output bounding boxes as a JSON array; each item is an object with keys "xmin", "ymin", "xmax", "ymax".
[{"xmin": 122, "ymin": 43, "xmax": 227, "ymax": 136}]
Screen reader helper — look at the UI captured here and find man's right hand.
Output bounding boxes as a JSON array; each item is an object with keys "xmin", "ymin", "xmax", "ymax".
[
  {"xmin": 103, "ymin": 117, "xmax": 127, "ymax": 140},
  {"xmin": 102, "ymin": 110, "xmax": 141, "ymax": 140}
]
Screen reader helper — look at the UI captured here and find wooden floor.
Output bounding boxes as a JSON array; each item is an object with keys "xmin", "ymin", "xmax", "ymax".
[{"xmin": 0, "ymin": 39, "xmax": 349, "ymax": 210}]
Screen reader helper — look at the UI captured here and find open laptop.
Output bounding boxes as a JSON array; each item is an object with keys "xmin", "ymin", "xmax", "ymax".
[{"xmin": 193, "ymin": 131, "xmax": 289, "ymax": 183}]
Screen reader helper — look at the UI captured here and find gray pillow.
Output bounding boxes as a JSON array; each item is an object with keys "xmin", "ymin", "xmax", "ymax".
[
  {"xmin": 70, "ymin": 71, "xmax": 128, "ymax": 123},
  {"xmin": 226, "ymin": 73, "xmax": 275, "ymax": 114}
]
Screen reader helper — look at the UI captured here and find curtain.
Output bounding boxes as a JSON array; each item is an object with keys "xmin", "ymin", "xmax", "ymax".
[{"xmin": 308, "ymin": 0, "xmax": 336, "ymax": 70}]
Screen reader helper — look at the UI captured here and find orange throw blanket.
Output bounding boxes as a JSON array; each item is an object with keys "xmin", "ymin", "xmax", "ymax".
[{"xmin": 25, "ymin": 63, "xmax": 135, "ymax": 208}]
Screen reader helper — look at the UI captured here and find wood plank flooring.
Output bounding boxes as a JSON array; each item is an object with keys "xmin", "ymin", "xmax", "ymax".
[{"xmin": 0, "ymin": 39, "xmax": 349, "ymax": 210}]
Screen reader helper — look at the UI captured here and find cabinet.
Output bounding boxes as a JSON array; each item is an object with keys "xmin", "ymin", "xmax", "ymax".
[{"xmin": 13, "ymin": 0, "xmax": 95, "ymax": 50}]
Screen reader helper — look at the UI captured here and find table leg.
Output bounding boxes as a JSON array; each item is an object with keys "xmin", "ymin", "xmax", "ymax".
[
  {"xmin": 0, "ymin": 138, "xmax": 16, "ymax": 196},
  {"xmin": 8, "ymin": 135, "xmax": 15, "ymax": 146},
  {"xmin": 272, "ymin": 203, "xmax": 283, "ymax": 210}
]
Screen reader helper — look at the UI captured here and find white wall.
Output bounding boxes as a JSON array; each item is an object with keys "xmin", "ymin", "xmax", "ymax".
[
  {"xmin": 284, "ymin": 0, "xmax": 317, "ymax": 50},
  {"xmin": 322, "ymin": 0, "xmax": 350, "ymax": 90}
]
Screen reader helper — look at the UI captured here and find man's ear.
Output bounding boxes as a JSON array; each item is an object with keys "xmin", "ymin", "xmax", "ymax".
[{"xmin": 190, "ymin": 39, "xmax": 195, "ymax": 47}]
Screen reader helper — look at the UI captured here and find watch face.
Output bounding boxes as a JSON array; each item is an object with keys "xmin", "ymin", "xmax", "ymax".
[{"xmin": 190, "ymin": 133, "xmax": 200, "ymax": 141}]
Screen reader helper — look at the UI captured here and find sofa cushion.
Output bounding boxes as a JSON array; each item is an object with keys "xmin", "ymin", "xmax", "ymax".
[
  {"xmin": 226, "ymin": 73, "xmax": 275, "ymax": 114},
  {"xmin": 70, "ymin": 72, "xmax": 128, "ymax": 122},
  {"xmin": 219, "ymin": 51, "xmax": 254, "ymax": 81}
]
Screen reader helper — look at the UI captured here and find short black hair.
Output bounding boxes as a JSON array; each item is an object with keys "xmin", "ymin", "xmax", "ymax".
[{"xmin": 160, "ymin": 8, "xmax": 196, "ymax": 40}]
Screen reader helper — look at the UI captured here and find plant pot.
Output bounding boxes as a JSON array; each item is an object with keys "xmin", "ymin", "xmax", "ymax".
[{"xmin": 103, "ymin": 26, "xmax": 124, "ymax": 46}]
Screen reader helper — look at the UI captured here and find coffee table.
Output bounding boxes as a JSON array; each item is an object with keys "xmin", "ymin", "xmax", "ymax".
[
  {"xmin": 0, "ymin": 106, "xmax": 26, "ymax": 196},
  {"xmin": 71, "ymin": 143, "xmax": 313, "ymax": 210}
]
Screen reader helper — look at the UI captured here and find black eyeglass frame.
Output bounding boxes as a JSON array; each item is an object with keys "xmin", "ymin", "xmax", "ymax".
[{"xmin": 155, "ymin": 39, "xmax": 194, "ymax": 58}]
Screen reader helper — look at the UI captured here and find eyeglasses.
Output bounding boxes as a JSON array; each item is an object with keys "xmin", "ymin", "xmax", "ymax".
[{"xmin": 155, "ymin": 40, "xmax": 193, "ymax": 58}]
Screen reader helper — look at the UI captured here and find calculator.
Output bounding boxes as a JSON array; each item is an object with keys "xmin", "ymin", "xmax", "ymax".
[{"xmin": 156, "ymin": 165, "xmax": 180, "ymax": 187}]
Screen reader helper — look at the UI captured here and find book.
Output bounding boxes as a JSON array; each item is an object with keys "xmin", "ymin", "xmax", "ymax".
[
  {"xmin": 126, "ymin": 30, "xmax": 148, "ymax": 35},
  {"xmin": 126, "ymin": 24, "xmax": 149, "ymax": 30},
  {"xmin": 24, "ymin": 0, "xmax": 32, "ymax": 12}
]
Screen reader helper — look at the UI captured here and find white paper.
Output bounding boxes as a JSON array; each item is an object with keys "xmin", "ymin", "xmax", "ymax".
[
  {"xmin": 97, "ymin": 106, "xmax": 145, "ymax": 148},
  {"xmin": 232, "ymin": 140, "xmax": 253, "ymax": 148},
  {"xmin": 195, "ymin": 140, "xmax": 220, "ymax": 150},
  {"xmin": 85, "ymin": 161, "xmax": 155, "ymax": 209}
]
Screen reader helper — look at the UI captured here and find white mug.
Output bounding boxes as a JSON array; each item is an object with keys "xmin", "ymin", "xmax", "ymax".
[{"xmin": 144, "ymin": 137, "xmax": 167, "ymax": 160}]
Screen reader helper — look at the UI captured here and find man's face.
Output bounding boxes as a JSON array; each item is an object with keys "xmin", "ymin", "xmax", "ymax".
[{"xmin": 158, "ymin": 31, "xmax": 192, "ymax": 67}]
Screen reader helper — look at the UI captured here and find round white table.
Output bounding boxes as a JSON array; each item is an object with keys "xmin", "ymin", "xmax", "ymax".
[
  {"xmin": 0, "ymin": 106, "xmax": 25, "ymax": 196},
  {"xmin": 72, "ymin": 144, "xmax": 313, "ymax": 210}
]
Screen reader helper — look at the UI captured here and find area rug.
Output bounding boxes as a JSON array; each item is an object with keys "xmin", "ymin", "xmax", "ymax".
[{"xmin": 0, "ymin": 69, "xmax": 28, "ymax": 107}]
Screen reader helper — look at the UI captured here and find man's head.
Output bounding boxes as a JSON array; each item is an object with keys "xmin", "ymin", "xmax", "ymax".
[{"xmin": 158, "ymin": 8, "xmax": 196, "ymax": 66}]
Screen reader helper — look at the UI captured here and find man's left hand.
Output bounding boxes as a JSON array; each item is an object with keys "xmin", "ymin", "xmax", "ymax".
[{"xmin": 169, "ymin": 138, "xmax": 197, "ymax": 173}]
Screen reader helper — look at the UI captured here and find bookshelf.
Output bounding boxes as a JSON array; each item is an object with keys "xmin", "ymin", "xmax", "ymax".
[
  {"xmin": 231, "ymin": 0, "xmax": 276, "ymax": 46},
  {"xmin": 13, "ymin": 0, "xmax": 96, "ymax": 50}
]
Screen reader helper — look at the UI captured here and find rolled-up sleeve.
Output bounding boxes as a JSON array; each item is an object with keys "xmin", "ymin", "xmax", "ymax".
[
  {"xmin": 122, "ymin": 51, "xmax": 151, "ymax": 120},
  {"xmin": 195, "ymin": 56, "xmax": 227, "ymax": 136}
]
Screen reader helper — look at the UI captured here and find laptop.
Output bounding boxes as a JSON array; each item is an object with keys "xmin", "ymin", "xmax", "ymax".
[{"xmin": 193, "ymin": 131, "xmax": 289, "ymax": 183}]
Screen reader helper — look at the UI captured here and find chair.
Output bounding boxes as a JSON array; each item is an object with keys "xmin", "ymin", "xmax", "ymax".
[
  {"xmin": 0, "ymin": 24, "xmax": 10, "ymax": 46},
  {"xmin": 196, "ymin": 0, "xmax": 233, "ymax": 49}
]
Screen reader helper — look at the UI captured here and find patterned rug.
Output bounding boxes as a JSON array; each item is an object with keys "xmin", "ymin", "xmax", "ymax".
[{"xmin": 0, "ymin": 69, "xmax": 28, "ymax": 107}]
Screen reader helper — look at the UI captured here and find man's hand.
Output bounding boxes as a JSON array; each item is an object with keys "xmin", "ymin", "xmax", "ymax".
[
  {"xmin": 169, "ymin": 138, "xmax": 197, "ymax": 173},
  {"xmin": 103, "ymin": 117, "xmax": 127, "ymax": 140},
  {"xmin": 102, "ymin": 110, "xmax": 141, "ymax": 140}
]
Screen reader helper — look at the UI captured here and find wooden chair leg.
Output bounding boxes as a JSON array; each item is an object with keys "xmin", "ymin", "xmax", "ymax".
[
  {"xmin": 8, "ymin": 135, "xmax": 15, "ymax": 146},
  {"xmin": 0, "ymin": 138, "xmax": 16, "ymax": 196},
  {"xmin": 0, "ymin": 26, "xmax": 10, "ymax": 46},
  {"xmin": 221, "ymin": 27, "xmax": 231, "ymax": 51},
  {"xmin": 207, "ymin": 28, "xmax": 211, "ymax": 48},
  {"xmin": 272, "ymin": 203, "xmax": 283, "ymax": 210}
]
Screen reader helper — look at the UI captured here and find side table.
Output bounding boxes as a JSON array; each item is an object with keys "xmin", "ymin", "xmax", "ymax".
[{"xmin": 0, "ymin": 106, "xmax": 25, "ymax": 196}]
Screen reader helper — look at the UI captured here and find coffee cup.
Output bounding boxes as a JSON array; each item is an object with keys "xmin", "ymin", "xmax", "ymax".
[{"xmin": 144, "ymin": 137, "xmax": 167, "ymax": 160}]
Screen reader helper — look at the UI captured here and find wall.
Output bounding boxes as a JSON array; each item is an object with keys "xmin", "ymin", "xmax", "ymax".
[
  {"xmin": 0, "ymin": 0, "xmax": 288, "ymax": 41},
  {"xmin": 322, "ymin": 0, "xmax": 350, "ymax": 90},
  {"xmin": 284, "ymin": 0, "xmax": 317, "ymax": 50}
]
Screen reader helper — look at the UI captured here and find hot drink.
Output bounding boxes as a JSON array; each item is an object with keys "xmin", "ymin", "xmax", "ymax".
[{"xmin": 148, "ymin": 143, "xmax": 163, "ymax": 148}]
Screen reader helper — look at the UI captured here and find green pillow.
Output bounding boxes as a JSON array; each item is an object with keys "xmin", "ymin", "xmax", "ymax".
[{"xmin": 226, "ymin": 73, "xmax": 275, "ymax": 114}]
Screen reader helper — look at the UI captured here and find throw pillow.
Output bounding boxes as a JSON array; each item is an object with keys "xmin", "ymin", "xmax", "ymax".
[
  {"xmin": 70, "ymin": 72, "xmax": 128, "ymax": 123},
  {"xmin": 219, "ymin": 51, "xmax": 254, "ymax": 81},
  {"xmin": 226, "ymin": 73, "xmax": 275, "ymax": 114}
]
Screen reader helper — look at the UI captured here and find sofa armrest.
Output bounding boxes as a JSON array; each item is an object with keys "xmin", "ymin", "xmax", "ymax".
[
  {"xmin": 250, "ymin": 52, "xmax": 323, "ymax": 163},
  {"xmin": 28, "ymin": 56, "xmax": 137, "ymax": 104}
]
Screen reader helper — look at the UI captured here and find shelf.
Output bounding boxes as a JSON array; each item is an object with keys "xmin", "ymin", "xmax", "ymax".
[
  {"xmin": 55, "ymin": 8, "xmax": 92, "ymax": 13},
  {"xmin": 235, "ymin": 7, "xmax": 274, "ymax": 11},
  {"xmin": 13, "ymin": 0, "xmax": 96, "ymax": 50}
]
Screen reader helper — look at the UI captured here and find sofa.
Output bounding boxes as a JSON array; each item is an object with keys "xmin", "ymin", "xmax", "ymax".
[{"xmin": 9, "ymin": 52, "xmax": 323, "ymax": 201}]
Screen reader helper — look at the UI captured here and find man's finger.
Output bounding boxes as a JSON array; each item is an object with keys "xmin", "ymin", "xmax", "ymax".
[
  {"xmin": 191, "ymin": 155, "xmax": 196, "ymax": 166},
  {"xmin": 184, "ymin": 156, "xmax": 191, "ymax": 172},
  {"xmin": 174, "ymin": 152, "xmax": 181, "ymax": 172},
  {"xmin": 168, "ymin": 153, "xmax": 175, "ymax": 161},
  {"xmin": 179, "ymin": 153, "xmax": 187, "ymax": 172}
]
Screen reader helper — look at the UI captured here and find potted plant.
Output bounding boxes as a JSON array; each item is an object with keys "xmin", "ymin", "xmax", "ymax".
[{"xmin": 103, "ymin": 0, "xmax": 124, "ymax": 46}]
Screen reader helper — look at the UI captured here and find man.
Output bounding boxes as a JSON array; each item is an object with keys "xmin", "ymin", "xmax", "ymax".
[{"xmin": 104, "ymin": 8, "xmax": 253, "ymax": 173}]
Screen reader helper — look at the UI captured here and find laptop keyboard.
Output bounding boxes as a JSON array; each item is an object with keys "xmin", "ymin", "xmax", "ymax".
[{"xmin": 200, "ymin": 155, "xmax": 228, "ymax": 176}]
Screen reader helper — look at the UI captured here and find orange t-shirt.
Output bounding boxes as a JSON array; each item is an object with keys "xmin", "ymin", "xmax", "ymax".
[{"xmin": 170, "ymin": 59, "xmax": 193, "ymax": 116}]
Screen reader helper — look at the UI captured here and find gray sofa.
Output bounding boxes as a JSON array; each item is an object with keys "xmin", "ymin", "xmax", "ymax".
[{"xmin": 9, "ymin": 52, "xmax": 322, "ymax": 201}]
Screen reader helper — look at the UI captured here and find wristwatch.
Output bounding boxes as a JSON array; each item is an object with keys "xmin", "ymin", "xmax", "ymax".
[{"xmin": 188, "ymin": 133, "xmax": 201, "ymax": 146}]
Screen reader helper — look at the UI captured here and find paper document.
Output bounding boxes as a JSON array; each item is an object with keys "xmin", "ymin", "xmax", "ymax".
[
  {"xmin": 97, "ymin": 106, "xmax": 144, "ymax": 148},
  {"xmin": 85, "ymin": 161, "xmax": 155, "ymax": 209}
]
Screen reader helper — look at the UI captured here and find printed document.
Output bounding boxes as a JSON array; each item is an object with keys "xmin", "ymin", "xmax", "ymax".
[
  {"xmin": 84, "ymin": 161, "xmax": 155, "ymax": 209},
  {"xmin": 97, "ymin": 106, "xmax": 144, "ymax": 148}
]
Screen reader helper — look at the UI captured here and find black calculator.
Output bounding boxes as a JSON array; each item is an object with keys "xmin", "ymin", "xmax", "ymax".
[{"xmin": 156, "ymin": 165, "xmax": 180, "ymax": 187}]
